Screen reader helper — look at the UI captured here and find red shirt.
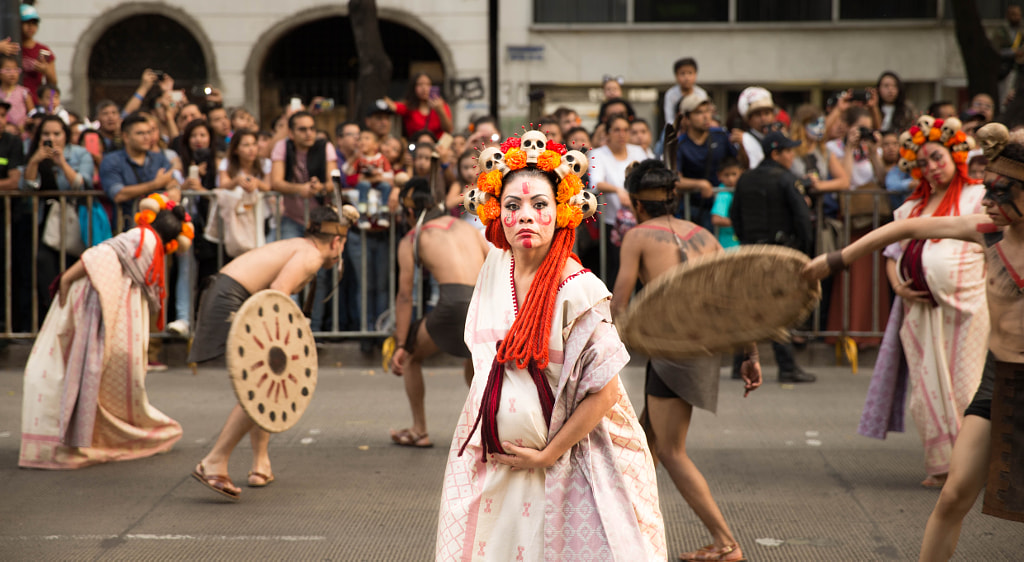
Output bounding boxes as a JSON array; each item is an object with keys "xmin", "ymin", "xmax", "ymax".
[
  {"xmin": 394, "ymin": 101, "xmax": 451, "ymax": 140},
  {"xmin": 21, "ymin": 41, "xmax": 54, "ymax": 104}
]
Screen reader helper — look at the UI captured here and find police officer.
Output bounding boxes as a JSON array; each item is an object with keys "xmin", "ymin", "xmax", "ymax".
[{"xmin": 729, "ymin": 130, "xmax": 817, "ymax": 383}]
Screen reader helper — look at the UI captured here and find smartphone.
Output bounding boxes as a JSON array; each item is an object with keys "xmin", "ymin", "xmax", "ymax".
[
  {"xmin": 83, "ymin": 133, "xmax": 101, "ymax": 157},
  {"xmin": 429, "ymin": 86, "xmax": 440, "ymax": 99},
  {"xmin": 43, "ymin": 139, "xmax": 52, "ymax": 148},
  {"xmin": 170, "ymin": 90, "xmax": 184, "ymax": 103},
  {"xmin": 38, "ymin": 49, "xmax": 52, "ymax": 63},
  {"xmin": 437, "ymin": 132, "xmax": 453, "ymax": 151},
  {"xmin": 289, "ymin": 97, "xmax": 303, "ymax": 111},
  {"xmin": 850, "ymin": 90, "xmax": 871, "ymax": 103}
]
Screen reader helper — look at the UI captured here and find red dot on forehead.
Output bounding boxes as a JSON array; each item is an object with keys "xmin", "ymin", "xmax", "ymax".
[{"xmin": 521, "ymin": 181, "xmax": 530, "ymax": 195}]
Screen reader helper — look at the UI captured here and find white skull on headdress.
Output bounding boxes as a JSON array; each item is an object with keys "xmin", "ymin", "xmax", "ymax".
[
  {"xmin": 477, "ymin": 147, "xmax": 509, "ymax": 176},
  {"xmin": 899, "ymin": 131, "xmax": 916, "ymax": 152},
  {"xmin": 939, "ymin": 118, "xmax": 962, "ymax": 144},
  {"xmin": 569, "ymin": 190, "xmax": 598, "ymax": 220},
  {"xmin": 462, "ymin": 188, "xmax": 491, "ymax": 215},
  {"xmin": 520, "ymin": 130, "xmax": 548, "ymax": 164},
  {"xmin": 557, "ymin": 150, "xmax": 589, "ymax": 179},
  {"xmin": 916, "ymin": 115, "xmax": 936, "ymax": 134}
]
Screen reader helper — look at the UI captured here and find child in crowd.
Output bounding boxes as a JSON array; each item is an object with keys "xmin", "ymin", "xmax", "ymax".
[
  {"xmin": 344, "ymin": 129, "xmax": 394, "ymax": 230},
  {"xmin": 710, "ymin": 157, "xmax": 742, "ymax": 249},
  {"xmin": 0, "ymin": 56, "xmax": 32, "ymax": 131},
  {"xmin": 445, "ymin": 149, "xmax": 484, "ymax": 230},
  {"xmin": 968, "ymin": 154, "xmax": 988, "ymax": 181},
  {"xmin": 37, "ymin": 84, "xmax": 69, "ymax": 125},
  {"xmin": 630, "ymin": 118, "xmax": 655, "ymax": 158},
  {"xmin": 564, "ymin": 126, "xmax": 591, "ymax": 149}
]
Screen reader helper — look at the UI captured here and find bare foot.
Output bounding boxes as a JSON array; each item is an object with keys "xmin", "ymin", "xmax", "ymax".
[{"xmin": 921, "ymin": 474, "xmax": 947, "ymax": 488}]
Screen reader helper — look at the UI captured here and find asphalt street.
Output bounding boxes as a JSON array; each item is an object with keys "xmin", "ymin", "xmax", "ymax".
[{"xmin": 0, "ymin": 342, "xmax": 1021, "ymax": 561}]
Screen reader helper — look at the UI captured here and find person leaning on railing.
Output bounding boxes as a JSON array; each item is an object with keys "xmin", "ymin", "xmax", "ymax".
[{"xmin": 23, "ymin": 114, "xmax": 95, "ymax": 314}]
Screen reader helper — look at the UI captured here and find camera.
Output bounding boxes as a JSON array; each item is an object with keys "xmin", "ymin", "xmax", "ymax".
[
  {"xmin": 796, "ymin": 176, "xmax": 815, "ymax": 194},
  {"xmin": 191, "ymin": 84, "xmax": 213, "ymax": 99},
  {"xmin": 43, "ymin": 139, "xmax": 52, "ymax": 148},
  {"xmin": 858, "ymin": 126, "xmax": 876, "ymax": 142},
  {"xmin": 152, "ymin": 70, "xmax": 165, "ymax": 81},
  {"xmin": 312, "ymin": 98, "xmax": 335, "ymax": 111},
  {"xmin": 850, "ymin": 90, "xmax": 871, "ymax": 103}
]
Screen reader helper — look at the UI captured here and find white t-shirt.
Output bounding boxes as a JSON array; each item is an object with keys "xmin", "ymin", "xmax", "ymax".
[
  {"xmin": 826, "ymin": 139, "xmax": 877, "ymax": 188},
  {"xmin": 215, "ymin": 157, "xmax": 272, "ymax": 188},
  {"xmin": 663, "ymin": 84, "xmax": 709, "ymax": 127},
  {"xmin": 588, "ymin": 143, "xmax": 649, "ymax": 225},
  {"xmin": 742, "ymin": 131, "xmax": 764, "ymax": 169}
]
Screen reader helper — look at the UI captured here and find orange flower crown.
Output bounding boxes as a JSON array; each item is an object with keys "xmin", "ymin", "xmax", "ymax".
[
  {"xmin": 462, "ymin": 129, "xmax": 597, "ymax": 229},
  {"xmin": 897, "ymin": 115, "xmax": 975, "ymax": 180},
  {"xmin": 134, "ymin": 192, "xmax": 195, "ymax": 254}
]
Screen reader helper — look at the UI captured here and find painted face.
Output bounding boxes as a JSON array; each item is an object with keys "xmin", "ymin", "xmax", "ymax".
[
  {"xmin": 919, "ymin": 142, "xmax": 955, "ymax": 188},
  {"xmin": 501, "ymin": 175, "xmax": 556, "ymax": 252},
  {"xmin": 982, "ymin": 174, "xmax": 1024, "ymax": 225}
]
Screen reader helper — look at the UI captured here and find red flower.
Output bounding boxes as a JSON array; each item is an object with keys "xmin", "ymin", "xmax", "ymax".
[
  {"xmin": 546, "ymin": 140, "xmax": 567, "ymax": 155},
  {"xmin": 500, "ymin": 137, "xmax": 521, "ymax": 152}
]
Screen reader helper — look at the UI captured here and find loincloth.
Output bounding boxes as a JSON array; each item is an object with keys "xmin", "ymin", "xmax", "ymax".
[
  {"xmin": 645, "ymin": 356, "xmax": 721, "ymax": 413},
  {"xmin": 408, "ymin": 284, "xmax": 474, "ymax": 358},
  {"xmin": 187, "ymin": 274, "xmax": 251, "ymax": 365}
]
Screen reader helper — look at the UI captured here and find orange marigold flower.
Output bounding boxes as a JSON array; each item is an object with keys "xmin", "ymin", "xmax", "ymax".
[
  {"xmin": 928, "ymin": 127, "xmax": 942, "ymax": 142},
  {"xmin": 952, "ymin": 152, "xmax": 968, "ymax": 164},
  {"xmin": 912, "ymin": 131, "xmax": 926, "ymax": 145},
  {"xmin": 181, "ymin": 222, "xmax": 195, "ymax": 239},
  {"xmin": 900, "ymin": 148, "xmax": 916, "ymax": 161},
  {"xmin": 911, "ymin": 167, "xmax": 923, "ymax": 180},
  {"xmin": 135, "ymin": 209, "xmax": 157, "ymax": 225},
  {"xmin": 478, "ymin": 198, "xmax": 500, "ymax": 226},
  {"xmin": 477, "ymin": 170, "xmax": 503, "ymax": 196},
  {"xmin": 954, "ymin": 131, "xmax": 967, "ymax": 144},
  {"xmin": 537, "ymin": 150, "xmax": 561, "ymax": 172},
  {"xmin": 556, "ymin": 203, "xmax": 583, "ymax": 229},
  {"xmin": 165, "ymin": 240, "xmax": 179, "ymax": 254},
  {"xmin": 505, "ymin": 148, "xmax": 527, "ymax": 170},
  {"xmin": 557, "ymin": 175, "xmax": 583, "ymax": 203}
]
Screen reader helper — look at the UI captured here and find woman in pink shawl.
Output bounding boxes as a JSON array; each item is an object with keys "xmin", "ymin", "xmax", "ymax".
[{"xmin": 435, "ymin": 134, "xmax": 665, "ymax": 560}]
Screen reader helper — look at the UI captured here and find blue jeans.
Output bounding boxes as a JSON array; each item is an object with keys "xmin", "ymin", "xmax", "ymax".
[
  {"xmin": 174, "ymin": 252, "xmax": 192, "ymax": 323},
  {"xmin": 347, "ymin": 230, "xmax": 390, "ymax": 330},
  {"xmin": 355, "ymin": 181, "xmax": 392, "ymax": 215}
]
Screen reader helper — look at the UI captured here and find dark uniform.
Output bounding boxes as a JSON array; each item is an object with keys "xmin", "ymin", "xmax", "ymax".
[{"xmin": 729, "ymin": 158, "xmax": 813, "ymax": 256}]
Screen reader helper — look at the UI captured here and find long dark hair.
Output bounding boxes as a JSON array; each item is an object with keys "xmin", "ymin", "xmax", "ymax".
[
  {"xmin": 29, "ymin": 115, "xmax": 72, "ymax": 192},
  {"xmin": 404, "ymin": 72, "xmax": 432, "ymax": 108},
  {"xmin": 180, "ymin": 119, "xmax": 219, "ymax": 189},
  {"xmin": 226, "ymin": 128, "xmax": 262, "ymax": 179},
  {"xmin": 876, "ymin": 71, "xmax": 913, "ymax": 130}
]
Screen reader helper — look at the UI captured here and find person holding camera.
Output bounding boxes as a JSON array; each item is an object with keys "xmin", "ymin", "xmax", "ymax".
[
  {"xmin": 871, "ymin": 72, "xmax": 917, "ymax": 132},
  {"xmin": 23, "ymin": 115, "xmax": 96, "ymax": 314},
  {"xmin": 383, "ymin": 73, "xmax": 452, "ymax": 140}
]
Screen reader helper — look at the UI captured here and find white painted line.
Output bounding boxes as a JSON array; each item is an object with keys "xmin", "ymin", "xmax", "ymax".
[
  {"xmin": 805, "ymin": 430, "xmax": 819, "ymax": 437},
  {"xmin": 300, "ymin": 437, "xmax": 315, "ymax": 445},
  {"xmin": 806, "ymin": 439, "xmax": 822, "ymax": 446},
  {"xmin": 0, "ymin": 431, "xmax": 10, "ymax": 438},
  {"xmin": 1, "ymin": 534, "xmax": 326, "ymax": 541},
  {"xmin": 755, "ymin": 538, "xmax": 786, "ymax": 547},
  {"xmin": 308, "ymin": 428, "xmax": 321, "ymax": 435}
]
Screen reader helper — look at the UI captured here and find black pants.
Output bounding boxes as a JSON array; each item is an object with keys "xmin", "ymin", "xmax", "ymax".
[{"xmin": 733, "ymin": 341, "xmax": 798, "ymax": 376}]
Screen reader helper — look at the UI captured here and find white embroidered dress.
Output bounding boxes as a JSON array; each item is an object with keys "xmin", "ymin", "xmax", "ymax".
[{"xmin": 436, "ymin": 249, "xmax": 665, "ymax": 561}]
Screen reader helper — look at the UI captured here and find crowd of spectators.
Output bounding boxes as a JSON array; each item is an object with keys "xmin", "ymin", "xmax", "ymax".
[{"xmin": 3, "ymin": 2, "xmax": 1024, "ymax": 369}]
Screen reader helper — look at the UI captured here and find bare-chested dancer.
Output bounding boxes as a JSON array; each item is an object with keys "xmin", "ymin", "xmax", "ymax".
[
  {"xmin": 389, "ymin": 178, "xmax": 489, "ymax": 447},
  {"xmin": 611, "ymin": 160, "xmax": 761, "ymax": 562},
  {"xmin": 804, "ymin": 125, "xmax": 1024, "ymax": 559},
  {"xmin": 188, "ymin": 206, "xmax": 352, "ymax": 500}
]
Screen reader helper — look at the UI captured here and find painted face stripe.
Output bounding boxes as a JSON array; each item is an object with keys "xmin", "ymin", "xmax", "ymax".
[{"xmin": 995, "ymin": 242, "xmax": 1024, "ymax": 290}]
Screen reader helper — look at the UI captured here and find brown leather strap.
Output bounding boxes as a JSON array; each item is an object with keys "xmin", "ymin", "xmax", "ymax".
[{"xmin": 826, "ymin": 250, "xmax": 846, "ymax": 275}]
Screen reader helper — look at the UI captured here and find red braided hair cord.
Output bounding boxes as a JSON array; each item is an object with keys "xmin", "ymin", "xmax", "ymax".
[
  {"xmin": 135, "ymin": 223, "xmax": 167, "ymax": 330},
  {"xmin": 904, "ymin": 160, "xmax": 979, "ymax": 241}
]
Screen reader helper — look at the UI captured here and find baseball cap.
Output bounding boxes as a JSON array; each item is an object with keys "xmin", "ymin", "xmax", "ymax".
[
  {"xmin": 761, "ymin": 131, "xmax": 801, "ymax": 155},
  {"xmin": 678, "ymin": 91, "xmax": 710, "ymax": 115},
  {"xmin": 738, "ymin": 86, "xmax": 774, "ymax": 119},
  {"xmin": 0, "ymin": 99, "xmax": 10, "ymax": 111},
  {"xmin": 20, "ymin": 4, "xmax": 40, "ymax": 22},
  {"xmin": 365, "ymin": 100, "xmax": 394, "ymax": 116}
]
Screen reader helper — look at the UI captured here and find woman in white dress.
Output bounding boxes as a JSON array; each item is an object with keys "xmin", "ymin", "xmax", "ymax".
[{"xmin": 436, "ymin": 133, "xmax": 665, "ymax": 561}]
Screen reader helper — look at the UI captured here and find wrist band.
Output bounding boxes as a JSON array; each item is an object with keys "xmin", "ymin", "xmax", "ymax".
[
  {"xmin": 826, "ymin": 250, "xmax": 846, "ymax": 274},
  {"xmin": 133, "ymin": 93, "xmax": 144, "ymax": 101}
]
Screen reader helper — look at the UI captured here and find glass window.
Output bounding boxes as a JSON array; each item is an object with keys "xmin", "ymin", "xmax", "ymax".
[
  {"xmin": 534, "ymin": 0, "xmax": 626, "ymax": 23},
  {"xmin": 943, "ymin": 0, "xmax": 1008, "ymax": 20},
  {"xmin": 634, "ymin": 0, "xmax": 728, "ymax": 22},
  {"xmin": 736, "ymin": 0, "xmax": 831, "ymax": 22},
  {"xmin": 840, "ymin": 0, "xmax": 937, "ymax": 20}
]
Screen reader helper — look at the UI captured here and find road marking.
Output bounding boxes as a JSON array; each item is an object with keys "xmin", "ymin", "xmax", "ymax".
[
  {"xmin": 755, "ymin": 538, "xmax": 786, "ymax": 547},
  {"xmin": 1, "ymin": 534, "xmax": 326, "ymax": 541},
  {"xmin": 806, "ymin": 439, "xmax": 822, "ymax": 446},
  {"xmin": 300, "ymin": 437, "xmax": 315, "ymax": 445}
]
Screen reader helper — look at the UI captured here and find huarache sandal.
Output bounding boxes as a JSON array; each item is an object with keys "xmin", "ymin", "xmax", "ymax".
[
  {"xmin": 389, "ymin": 428, "xmax": 433, "ymax": 448},
  {"xmin": 191, "ymin": 462, "xmax": 240, "ymax": 501},
  {"xmin": 679, "ymin": 543, "xmax": 746, "ymax": 561},
  {"xmin": 247, "ymin": 470, "xmax": 275, "ymax": 487},
  {"xmin": 921, "ymin": 474, "xmax": 947, "ymax": 488}
]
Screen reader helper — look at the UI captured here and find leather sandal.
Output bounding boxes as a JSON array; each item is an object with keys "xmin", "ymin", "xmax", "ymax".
[
  {"xmin": 679, "ymin": 543, "xmax": 746, "ymax": 561},
  {"xmin": 191, "ymin": 462, "xmax": 240, "ymax": 501}
]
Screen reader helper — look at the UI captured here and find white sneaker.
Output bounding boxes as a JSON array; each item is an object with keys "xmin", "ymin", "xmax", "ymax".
[
  {"xmin": 375, "ymin": 215, "xmax": 390, "ymax": 229},
  {"xmin": 357, "ymin": 219, "xmax": 371, "ymax": 231},
  {"xmin": 166, "ymin": 319, "xmax": 189, "ymax": 336}
]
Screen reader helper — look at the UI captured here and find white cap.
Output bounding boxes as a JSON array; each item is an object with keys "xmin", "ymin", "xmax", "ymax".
[{"xmin": 738, "ymin": 87, "xmax": 774, "ymax": 119}]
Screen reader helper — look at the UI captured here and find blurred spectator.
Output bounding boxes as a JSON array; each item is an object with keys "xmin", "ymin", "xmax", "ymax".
[
  {"xmin": 142, "ymin": 112, "xmax": 182, "ymax": 175},
  {"xmin": 466, "ymin": 115, "xmax": 501, "ymax": 149},
  {"xmin": 95, "ymin": 101, "xmax": 122, "ymax": 154},
  {"xmin": 880, "ymin": 130, "xmax": 913, "ymax": 209},
  {"xmin": 179, "ymin": 119, "xmax": 223, "ymax": 303},
  {"xmin": 828, "ymin": 107, "xmax": 885, "ymax": 190},
  {"xmin": 384, "ymin": 73, "xmax": 453, "ymax": 139},
  {"xmin": 992, "ymin": 4, "xmax": 1023, "ymax": 101},
  {"xmin": 99, "ymin": 112, "xmax": 180, "ymax": 219},
  {"xmin": 0, "ymin": 98, "xmax": 26, "ymax": 332},
  {"xmin": 871, "ymin": 71, "xmax": 917, "ymax": 131},
  {"xmin": 789, "ymin": 104, "xmax": 850, "ymax": 198},
  {"xmin": 446, "ymin": 149, "xmax": 484, "ymax": 231},
  {"xmin": 630, "ymin": 118, "xmax": 655, "ymax": 158},
  {"xmin": 663, "ymin": 58, "xmax": 708, "ymax": 132},
  {"xmin": 736, "ymin": 86, "xmax": 777, "ymax": 169},
  {"xmin": 19, "ymin": 4, "xmax": 56, "ymax": 105},
  {"xmin": 170, "ymin": 102, "xmax": 204, "ymax": 155},
  {"xmin": 960, "ymin": 110, "xmax": 987, "ymax": 138},
  {"xmin": 564, "ymin": 126, "xmax": 591, "ymax": 149},
  {"xmin": 675, "ymin": 91, "xmax": 736, "ymax": 230},
  {"xmin": 536, "ymin": 114, "xmax": 562, "ymax": 144},
  {"xmin": 928, "ymin": 100, "xmax": 957, "ymax": 119},
  {"xmin": 269, "ymin": 111, "xmax": 337, "ymax": 330},
  {"xmin": 344, "ymin": 129, "xmax": 394, "ymax": 230},
  {"xmin": 24, "ymin": 115, "xmax": 95, "ymax": 313},
  {"xmin": 229, "ymin": 107, "xmax": 256, "ymax": 136},
  {"xmin": 36, "ymin": 84, "xmax": 69, "ymax": 125},
  {"xmin": 364, "ymin": 103, "xmax": 394, "ymax": 140},
  {"xmin": 588, "ymin": 114, "xmax": 646, "ymax": 283},
  {"xmin": 968, "ymin": 93, "xmax": 995, "ymax": 123},
  {"xmin": 381, "ymin": 135, "xmax": 406, "ymax": 174},
  {"xmin": 597, "ymin": 97, "xmax": 636, "ymax": 125},
  {"xmin": 967, "ymin": 154, "xmax": 988, "ymax": 181},
  {"xmin": 334, "ymin": 121, "xmax": 360, "ymax": 174},
  {"xmin": 710, "ymin": 157, "xmax": 742, "ymax": 250},
  {"xmin": 591, "ymin": 122, "xmax": 607, "ymax": 148},
  {"xmin": 206, "ymin": 104, "xmax": 230, "ymax": 152},
  {"xmin": 602, "ymin": 74, "xmax": 624, "ymax": 100},
  {"xmin": 315, "ymin": 129, "xmax": 329, "ymax": 144},
  {"xmin": 554, "ymin": 106, "xmax": 581, "ymax": 136},
  {"xmin": 450, "ymin": 131, "xmax": 466, "ymax": 158},
  {"xmin": 0, "ymin": 56, "xmax": 31, "ymax": 132}
]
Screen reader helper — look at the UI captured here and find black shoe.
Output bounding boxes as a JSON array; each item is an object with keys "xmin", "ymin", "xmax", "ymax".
[{"xmin": 778, "ymin": 368, "xmax": 817, "ymax": 383}]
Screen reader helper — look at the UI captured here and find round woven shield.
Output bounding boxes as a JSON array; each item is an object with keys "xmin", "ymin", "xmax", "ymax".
[
  {"xmin": 226, "ymin": 289, "xmax": 318, "ymax": 433},
  {"xmin": 617, "ymin": 245, "xmax": 821, "ymax": 359}
]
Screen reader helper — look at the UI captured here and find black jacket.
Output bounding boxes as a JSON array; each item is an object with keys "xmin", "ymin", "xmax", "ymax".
[{"xmin": 729, "ymin": 158, "xmax": 813, "ymax": 256}]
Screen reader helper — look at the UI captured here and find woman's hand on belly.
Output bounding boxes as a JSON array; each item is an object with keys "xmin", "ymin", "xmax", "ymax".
[{"xmin": 491, "ymin": 442, "xmax": 555, "ymax": 470}]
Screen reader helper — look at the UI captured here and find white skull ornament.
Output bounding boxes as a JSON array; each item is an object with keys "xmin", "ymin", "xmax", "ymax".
[
  {"xmin": 897, "ymin": 158, "xmax": 915, "ymax": 174},
  {"xmin": 569, "ymin": 190, "xmax": 598, "ymax": 220},
  {"xmin": 563, "ymin": 150, "xmax": 589, "ymax": 178},
  {"xmin": 916, "ymin": 115, "xmax": 936, "ymax": 134},
  {"xmin": 899, "ymin": 131, "xmax": 916, "ymax": 152},
  {"xmin": 520, "ymin": 131, "xmax": 548, "ymax": 164},
  {"xmin": 462, "ymin": 188, "xmax": 492, "ymax": 216},
  {"xmin": 478, "ymin": 147, "xmax": 509, "ymax": 176},
  {"xmin": 939, "ymin": 118, "xmax": 961, "ymax": 144}
]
